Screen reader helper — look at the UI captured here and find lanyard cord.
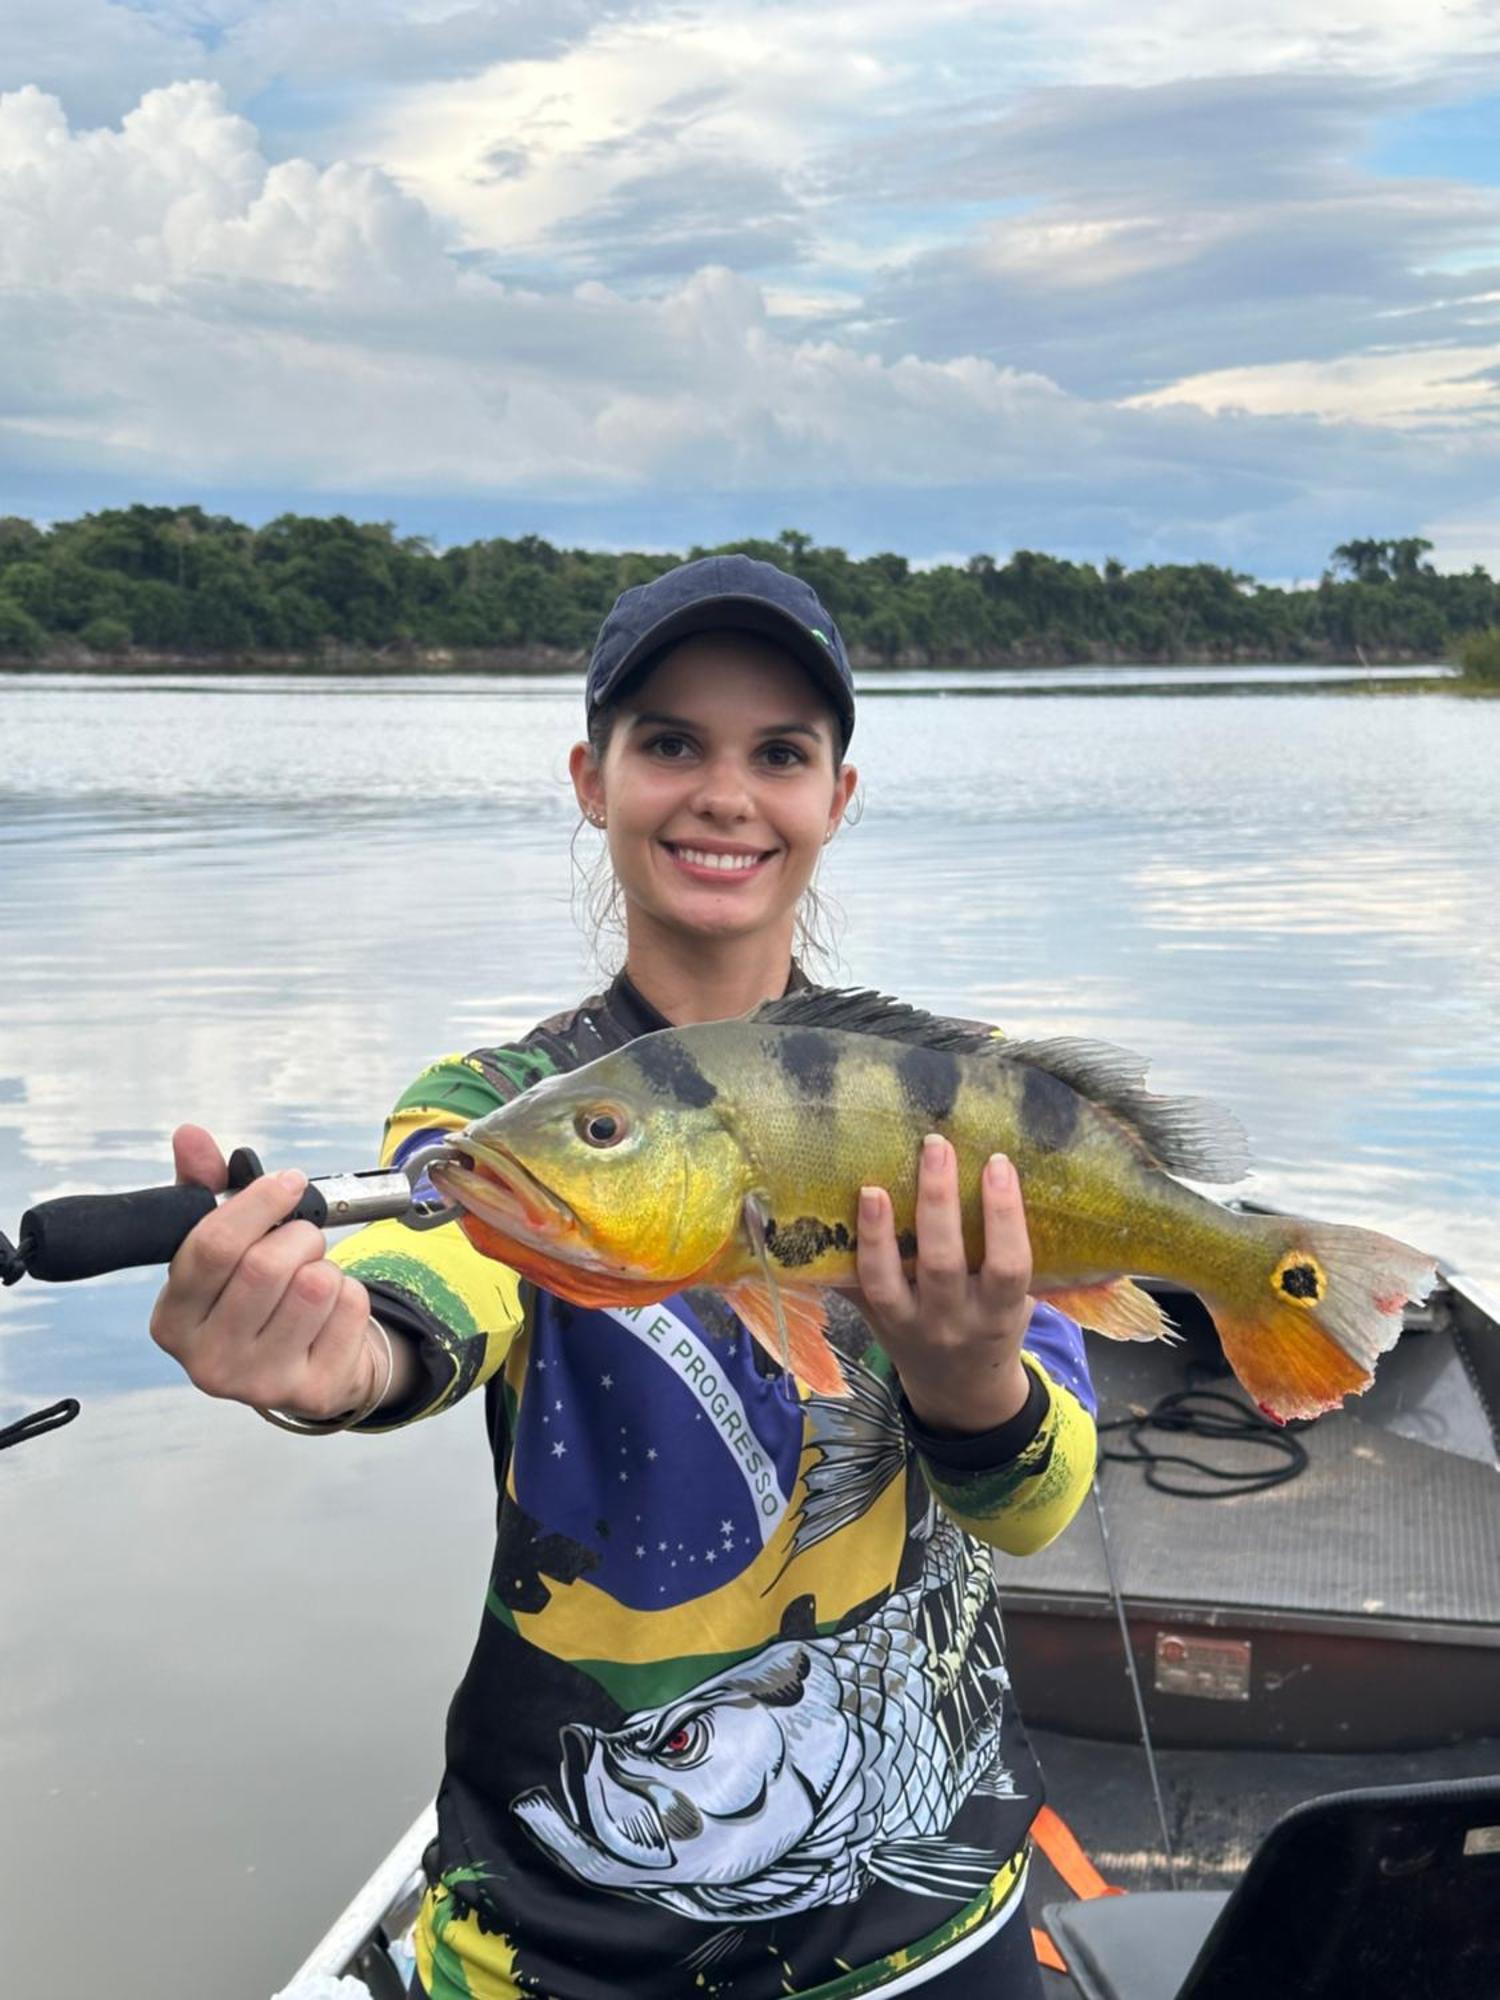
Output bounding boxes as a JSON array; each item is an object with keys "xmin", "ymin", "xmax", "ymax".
[{"xmin": 0, "ymin": 1398, "xmax": 81, "ymax": 1452}]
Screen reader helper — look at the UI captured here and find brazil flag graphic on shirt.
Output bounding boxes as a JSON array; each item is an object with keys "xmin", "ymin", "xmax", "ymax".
[{"xmin": 509, "ymin": 1292, "xmax": 805, "ymax": 1612}]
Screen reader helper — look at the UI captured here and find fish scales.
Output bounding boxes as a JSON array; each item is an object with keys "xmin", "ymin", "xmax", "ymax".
[{"xmin": 682, "ymin": 1022, "xmax": 1224, "ymax": 1296}]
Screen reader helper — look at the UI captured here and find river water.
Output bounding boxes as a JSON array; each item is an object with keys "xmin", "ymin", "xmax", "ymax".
[{"xmin": 1, "ymin": 665, "xmax": 1497, "ymax": 1996}]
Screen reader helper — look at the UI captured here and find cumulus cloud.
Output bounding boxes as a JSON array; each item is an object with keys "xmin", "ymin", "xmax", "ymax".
[
  {"xmin": 6, "ymin": 20, "xmax": 1500, "ymax": 575},
  {"xmin": 0, "ymin": 81, "xmax": 454, "ymax": 296}
]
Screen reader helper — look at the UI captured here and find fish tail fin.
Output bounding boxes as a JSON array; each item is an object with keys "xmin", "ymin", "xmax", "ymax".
[{"xmin": 1203, "ymin": 1218, "xmax": 1437, "ymax": 1424}]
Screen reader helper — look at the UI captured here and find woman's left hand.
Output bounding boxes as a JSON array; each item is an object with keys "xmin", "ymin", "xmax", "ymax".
[{"xmin": 855, "ymin": 1133, "xmax": 1035, "ymax": 1435}]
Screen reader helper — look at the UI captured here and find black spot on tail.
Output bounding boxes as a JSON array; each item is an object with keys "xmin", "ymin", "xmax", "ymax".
[
  {"xmin": 1021, "ymin": 1065, "xmax": 1080, "ymax": 1153},
  {"xmin": 897, "ymin": 1044, "xmax": 961, "ymax": 1125},
  {"xmin": 765, "ymin": 1214, "xmax": 852, "ymax": 1268},
  {"xmin": 632, "ymin": 1033, "xmax": 717, "ymax": 1108},
  {"xmin": 1279, "ymin": 1260, "xmax": 1323, "ymax": 1301},
  {"xmin": 775, "ymin": 1028, "xmax": 840, "ymax": 1099}
]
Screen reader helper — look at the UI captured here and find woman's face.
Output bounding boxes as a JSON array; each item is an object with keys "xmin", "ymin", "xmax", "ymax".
[{"xmin": 571, "ymin": 631, "xmax": 857, "ymax": 950}]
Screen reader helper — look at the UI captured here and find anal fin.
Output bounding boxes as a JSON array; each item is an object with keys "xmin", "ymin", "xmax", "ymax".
[{"xmin": 1040, "ymin": 1278, "xmax": 1176, "ymax": 1343}]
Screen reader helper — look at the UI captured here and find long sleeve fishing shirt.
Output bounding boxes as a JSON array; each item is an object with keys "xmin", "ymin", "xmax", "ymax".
[{"xmin": 328, "ymin": 972, "xmax": 1098, "ymax": 2000}]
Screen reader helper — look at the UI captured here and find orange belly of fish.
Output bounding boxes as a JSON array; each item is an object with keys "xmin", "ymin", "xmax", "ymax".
[{"xmin": 458, "ymin": 1212, "xmax": 701, "ymax": 1309}]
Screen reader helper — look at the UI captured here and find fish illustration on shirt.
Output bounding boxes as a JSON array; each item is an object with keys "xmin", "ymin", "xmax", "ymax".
[{"xmin": 511, "ymin": 1514, "xmax": 1018, "ymax": 1921}]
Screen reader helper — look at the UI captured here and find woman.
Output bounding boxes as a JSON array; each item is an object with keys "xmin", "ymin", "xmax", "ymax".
[{"xmin": 151, "ymin": 554, "xmax": 1098, "ymax": 1999}]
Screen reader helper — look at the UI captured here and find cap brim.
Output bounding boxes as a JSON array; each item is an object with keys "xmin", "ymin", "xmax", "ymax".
[{"xmin": 590, "ymin": 593, "xmax": 854, "ymax": 745}]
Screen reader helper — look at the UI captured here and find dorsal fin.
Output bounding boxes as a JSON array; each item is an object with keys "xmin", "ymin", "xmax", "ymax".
[
  {"xmin": 1000, "ymin": 1036, "xmax": 1250, "ymax": 1183},
  {"xmin": 749, "ymin": 990, "xmax": 1248, "ymax": 1185},
  {"xmin": 749, "ymin": 987, "xmax": 996, "ymax": 1054}
]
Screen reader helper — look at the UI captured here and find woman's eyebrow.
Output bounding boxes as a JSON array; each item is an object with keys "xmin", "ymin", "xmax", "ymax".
[{"xmin": 630, "ymin": 711, "xmax": 823, "ymax": 741}]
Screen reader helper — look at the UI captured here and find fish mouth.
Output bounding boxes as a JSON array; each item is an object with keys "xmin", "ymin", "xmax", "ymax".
[{"xmin": 429, "ymin": 1140, "xmax": 574, "ymax": 1244}]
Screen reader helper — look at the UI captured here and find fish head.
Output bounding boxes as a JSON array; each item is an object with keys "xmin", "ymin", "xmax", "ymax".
[
  {"xmin": 430, "ymin": 1042, "xmax": 750, "ymax": 1293},
  {"xmin": 513, "ymin": 1643, "xmax": 856, "ymax": 1892}
]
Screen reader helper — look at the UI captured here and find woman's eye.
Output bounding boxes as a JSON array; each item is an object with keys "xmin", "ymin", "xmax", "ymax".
[
  {"xmin": 647, "ymin": 733, "xmax": 693, "ymax": 759},
  {"xmin": 761, "ymin": 741, "xmax": 805, "ymax": 768},
  {"xmin": 577, "ymin": 1108, "xmax": 627, "ymax": 1147}
]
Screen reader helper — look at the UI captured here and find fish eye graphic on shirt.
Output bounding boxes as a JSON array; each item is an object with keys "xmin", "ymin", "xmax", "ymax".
[{"xmin": 510, "ymin": 1518, "xmax": 1021, "ymax": 1922}]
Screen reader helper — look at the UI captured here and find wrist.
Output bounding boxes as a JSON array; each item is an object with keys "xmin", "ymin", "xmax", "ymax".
[
  {"xmin": 899, "ymin": 1352, "xmax": 1032, "ymax": 1438},
  {"xmin": 258, "ymin": 1317, "xmax": 403, "ymax": 1435}
]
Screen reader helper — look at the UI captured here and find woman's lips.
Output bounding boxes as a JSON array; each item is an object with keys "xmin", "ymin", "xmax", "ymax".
[{"xmin": 661, "ymin": 841, "xmax": 775, "ymax": 883}]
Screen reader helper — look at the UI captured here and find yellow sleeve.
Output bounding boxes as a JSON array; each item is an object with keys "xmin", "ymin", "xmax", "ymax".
[
  {"xmin": 913, "ymin": 1356, "xmax": 1097, "ymax": 1557},
  {"xmin": 325, "ymin": 1055, "xmax": 527, "ymax": 1427}
]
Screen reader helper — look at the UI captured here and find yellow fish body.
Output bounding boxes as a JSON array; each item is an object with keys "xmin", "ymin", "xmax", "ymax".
[{"xmin": 428, "ymin": 991, "xmax": 1436, "ymax": 1423}]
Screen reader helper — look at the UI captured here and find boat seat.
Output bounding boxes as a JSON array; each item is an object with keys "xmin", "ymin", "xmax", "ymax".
[
  {"xmin": 1044, "ymin": 1890, "xmax": 1227, "ymax": 2000},
  {"xmin": 1042, "ymin": 1774, "xmax": 1500, "ymax": 1999}
]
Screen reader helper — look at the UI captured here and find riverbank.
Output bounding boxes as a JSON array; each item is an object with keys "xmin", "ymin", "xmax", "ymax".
[{"xmin": 0, "ymin": 638, "xmax": 1453, "ymax": 676}]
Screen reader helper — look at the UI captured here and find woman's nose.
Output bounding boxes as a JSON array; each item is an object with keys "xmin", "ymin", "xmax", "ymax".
[{"xmin": 690, "ymin": 756, "xmax": 753, "ymax": 819}]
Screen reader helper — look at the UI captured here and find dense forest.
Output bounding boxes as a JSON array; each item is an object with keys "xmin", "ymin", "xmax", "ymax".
[{"xmin": 1, "ymin": 507, "xmax": 1496, "ymax": 667}]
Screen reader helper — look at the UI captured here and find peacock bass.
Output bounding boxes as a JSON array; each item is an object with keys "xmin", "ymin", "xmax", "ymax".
[{"xmin": 425, "ymin": 990, "xmax": 1436, "ymax": 1424}]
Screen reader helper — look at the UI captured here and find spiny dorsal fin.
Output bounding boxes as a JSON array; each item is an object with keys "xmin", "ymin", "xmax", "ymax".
[
  {"xmin": 750, "ymin": 990, "xmax": 1248, "ymax": 1184},
  {"xmin": 999, "ymin": 1035, "xmax": 1250, "ymax": 1183},
  {"xmin": 749, "ymin": 987, "xmax": 996, "ymax": 1054}
]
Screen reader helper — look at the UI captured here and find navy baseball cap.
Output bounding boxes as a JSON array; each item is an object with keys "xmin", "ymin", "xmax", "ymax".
[{"xmin": 586, "ymin": 554, "xmax": 856, "ymax": 749}]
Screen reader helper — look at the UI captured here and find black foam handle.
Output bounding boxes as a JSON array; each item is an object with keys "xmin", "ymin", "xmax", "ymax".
[{"xmin": 19, "ymin": 1184, "xmax": 219, "ymax": 1282}]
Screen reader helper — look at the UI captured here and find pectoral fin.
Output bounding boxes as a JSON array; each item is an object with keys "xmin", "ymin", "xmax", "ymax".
[
  {"xmin": 1040, "ymin": 1278, "xmax": 1176, "ymax": 1342},
  {"xmin": 729, "ymin": 1202, "xmax": 848, "ymax": 1396}
]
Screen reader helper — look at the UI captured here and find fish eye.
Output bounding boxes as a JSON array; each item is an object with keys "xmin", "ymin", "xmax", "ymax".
[
  {"xmin": 657, "ymin": 1716, "xmax": 709, "ymax": 1765},
  {"xmin": 576, "ymin": 1105, "xmax": 628, "ymax": 1148}
]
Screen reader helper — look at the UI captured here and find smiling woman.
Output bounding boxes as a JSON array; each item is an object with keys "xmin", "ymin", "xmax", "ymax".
[{"xmin": 143, "ymin": 552, "xmax": 1100, "ymax": 2000}]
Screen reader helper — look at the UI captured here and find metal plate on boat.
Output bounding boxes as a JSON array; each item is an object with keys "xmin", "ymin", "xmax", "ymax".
[{"xmin": 1154, "ymin": 1632, "xmax": 1252, "ymax": 1701}]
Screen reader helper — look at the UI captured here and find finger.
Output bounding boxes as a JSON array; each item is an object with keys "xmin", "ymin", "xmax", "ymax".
[
  {"xmin": 173, "ymin": 1123, "xmax": 228, "ymax": 1192},
  {"xmin": 164, "ymin": 1170, "xmax": 312, "ymax": 1324},
  {"xmin": 976, "ymin": 1153, "xmax": 1033, "ymax": 1319},
  {"xmin": 854, "ymin": 1186, "xmax": 918, "ymax": 1334},
  {"xmin": 913, "ymin": 1133, "xmax": 969, "ymax": 1317},
  {"xmin": 299, "ymin": 1274, "xmax": 380, "ymax": 1415},
  {"xmin": 211, "ymin": 1257, "xmax": 354, "ymax": 1408},
  {"xmin": 203, "ymin": 1218, "xmax": 331, "ymax": 1349}
]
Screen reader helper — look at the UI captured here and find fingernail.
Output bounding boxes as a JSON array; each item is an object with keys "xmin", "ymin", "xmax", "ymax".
[
  {"xmin": 923, "ymin": 1133, "xmax": 945, "ymax": 1166},
  {"xmin": 860, "ymin": 1187, "xmax": 881, "ymax": 1222},
  {"xmin": 278, "ymin": 1169, "xmax": 306, "ymax": 1194},
  {"xmin": 987, "ymin": 1153, "xmax": 1013, "ymax": 1189}
]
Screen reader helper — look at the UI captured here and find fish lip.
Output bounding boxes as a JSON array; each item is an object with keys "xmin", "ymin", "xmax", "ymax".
[{"xmin": 430, "ymin": 1140, "xmax": 574, "ymax": 1237}]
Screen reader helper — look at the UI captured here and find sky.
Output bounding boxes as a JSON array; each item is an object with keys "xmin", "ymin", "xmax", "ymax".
[{"xmin": 3, "ymin": 1, "xmax": 1500, "ymax": 575}]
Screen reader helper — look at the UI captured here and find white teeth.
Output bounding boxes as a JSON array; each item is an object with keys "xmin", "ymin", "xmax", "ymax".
[{"xmin": 674, "ymin": 847, "xmax": 762, "ymax": 872}]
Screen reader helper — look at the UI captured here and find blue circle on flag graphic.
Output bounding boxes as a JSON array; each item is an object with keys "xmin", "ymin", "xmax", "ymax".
[{"xmin": 511, "ymin": 1292, "xmax": 805, "ymax": 1611}]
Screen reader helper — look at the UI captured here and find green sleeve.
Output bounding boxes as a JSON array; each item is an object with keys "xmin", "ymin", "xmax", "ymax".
[
  {"xmin": 914, "ymin": 1357, "xmax": 1098, "ymax": 1556},
  {"xmin": 325, "ymin": 1053, "xmax": 529, "ymax": 1427}
]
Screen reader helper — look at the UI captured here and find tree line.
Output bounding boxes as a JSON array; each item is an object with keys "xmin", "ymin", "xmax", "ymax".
[{"xmin": 0, "ymin": 508, "xmax": 1495, "ymax": 667}]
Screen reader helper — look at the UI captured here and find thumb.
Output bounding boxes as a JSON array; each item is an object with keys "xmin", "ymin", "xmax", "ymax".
[{"xmin": 172, "ymin": 1123, "xmax": 229, "ymax": 1193}]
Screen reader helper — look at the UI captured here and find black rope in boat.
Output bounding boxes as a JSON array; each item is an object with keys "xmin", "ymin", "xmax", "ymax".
[
  {"xmin": 0, "ymin": 1398, "xmax": 81, "ymax": 1452},
  {"xmin": 1098, "ymin": 1387, "xmax": 1309, "ymax": 1499}
]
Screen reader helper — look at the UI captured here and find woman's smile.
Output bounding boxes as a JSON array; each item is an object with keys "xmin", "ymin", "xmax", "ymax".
[{"xmin": 660, "ymin": 838, "xmax": 780, "ymax": 883}]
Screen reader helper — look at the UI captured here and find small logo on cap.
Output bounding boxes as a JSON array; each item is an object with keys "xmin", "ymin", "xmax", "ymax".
[{"xmin": 811, "ymin": 628, "xmax": 832, "ymax": 647}]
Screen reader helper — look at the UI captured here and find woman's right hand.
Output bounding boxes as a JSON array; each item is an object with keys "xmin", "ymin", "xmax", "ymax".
[{"xmin": 149, "ymin": 1124, "xmax": 383, "ymax": 1420}]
